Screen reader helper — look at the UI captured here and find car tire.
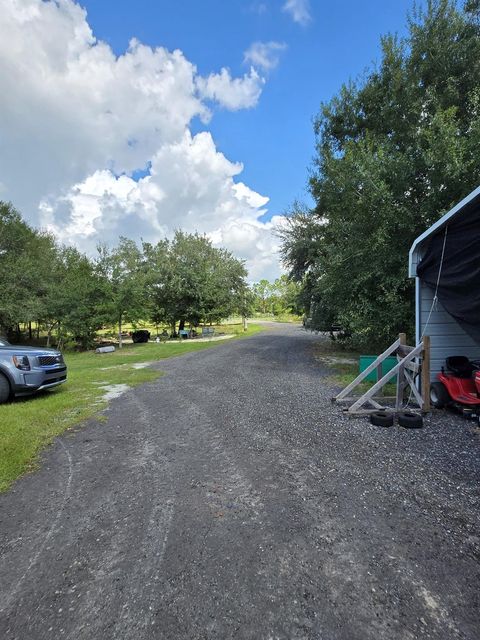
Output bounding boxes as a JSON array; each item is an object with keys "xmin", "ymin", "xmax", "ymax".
[
  {"xmin": 398, "ymin": 411, "xmax": 423, "ymax": 429},
  {"xmin": 370, "ymin": 411, "xmax": 394, "ymax": 427},
  {"xmin": 0, "ymin": 373, "xmax": 11, "ymax": 404},
  {"xmin": 430, "ymin": 381, "xmax": 449, "ymax": 409}
]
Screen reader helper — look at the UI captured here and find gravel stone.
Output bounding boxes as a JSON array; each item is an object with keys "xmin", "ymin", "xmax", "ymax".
[{"xmin": 0, "ymin": 323, "xmax": 478, "ymax": 639}]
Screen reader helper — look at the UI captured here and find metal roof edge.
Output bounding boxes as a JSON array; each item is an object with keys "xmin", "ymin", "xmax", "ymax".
[{"xmin": 408, "ymin": 184, "xmax": 480, "ymax": 277}]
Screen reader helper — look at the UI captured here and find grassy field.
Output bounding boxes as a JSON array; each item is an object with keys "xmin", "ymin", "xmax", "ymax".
[
  {"xmin": 0, "ymin": 323, "xmax": 264, "ymax": 492},
  {"xmin": 249, "ymin": 313, "xmax": 302, "ymax": 324}
]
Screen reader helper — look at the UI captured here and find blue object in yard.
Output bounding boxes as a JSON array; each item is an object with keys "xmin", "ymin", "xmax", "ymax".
[
  {"xmin": 359, "ymin": 356, "xmax": 398, "ymax": 382},
  {"xmin": 179, "ymin": 329, "xmax": 189, "ymax": 338}
]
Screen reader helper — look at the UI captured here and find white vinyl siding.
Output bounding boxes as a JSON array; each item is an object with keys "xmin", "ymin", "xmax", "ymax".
[{"xmin": 417, "ymin": 280, "xmax": 480, "ymax": 380}]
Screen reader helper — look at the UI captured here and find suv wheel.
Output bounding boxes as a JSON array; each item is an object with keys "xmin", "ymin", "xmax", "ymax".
[{"xmin": 0, "ymin": 373, "xmax": 11, "ymax": 404}]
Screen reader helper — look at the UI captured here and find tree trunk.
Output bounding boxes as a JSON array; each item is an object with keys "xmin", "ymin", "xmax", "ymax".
[
  {"xmin": 29, "ymin": 321, "xmax": 32, "ymax": 340},
  {"xmin": 179, "ymin": 319, "xmax": 185, "ymax": 332},
  {"xmin": 118, "ymin": 316, "xmax": 123, "ymax": 349}
]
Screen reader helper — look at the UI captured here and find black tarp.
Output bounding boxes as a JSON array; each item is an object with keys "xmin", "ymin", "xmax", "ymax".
[{"xmin": 416, "ymin": 196, "xmax": 480, "ymax": 344}]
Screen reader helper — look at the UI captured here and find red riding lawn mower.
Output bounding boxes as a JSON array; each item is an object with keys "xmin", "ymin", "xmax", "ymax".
[{"xmin": 430, "ymin": 356, "xmax": 480, "ymax": 420}]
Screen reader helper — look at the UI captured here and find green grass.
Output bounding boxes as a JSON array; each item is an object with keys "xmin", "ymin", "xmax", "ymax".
[
  {"xmin": 215, "ymin": 322, "xmax": 265, "ymax": 337},
  {"xmin": 0, "ymin": 323, "xmax": 263, "ymax": 492},
  {"xmin": 312, "ymin": 340, "xmax": 396, "ymax": 395},
  {"xmin": 251, "ymin": 313, "xmax": 302, "ymax": 323}
]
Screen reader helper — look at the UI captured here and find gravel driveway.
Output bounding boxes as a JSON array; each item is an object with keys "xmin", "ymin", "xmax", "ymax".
[{"xmin": 0, "ymin": 323, "xmax": 478, "ymax": 639}]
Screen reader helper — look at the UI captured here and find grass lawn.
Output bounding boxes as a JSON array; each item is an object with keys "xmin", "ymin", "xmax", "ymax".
[
  {"xmin": 0, "ymin": 323, "xmax": 263, "ymax": 492},
  {"xmin": 312, "ymin": 338, "xmax": 397, "ymax": 396},
  {"xmin": 250, "ymin": 313, "xmax": 302, "ymax": 324}
]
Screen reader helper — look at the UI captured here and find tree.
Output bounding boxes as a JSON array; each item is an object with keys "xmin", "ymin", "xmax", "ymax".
[
  {"xmin": 252, "ymin": 280, "xmax": 274, "ymax": 314},
  {"xmin": 251, "ymin": 275, "xmax": 302, "ymax": 317},
  {"xmin": 0, "ymin": 201, "xmax": 57, "ymax": 336},
  {"xmin": 145, "ymin": 231, "xmax": 248, "ymax": 334},
  {"xmin": 280, "ymin": 0, "xmax": 480, "ymax": 349},
  {"xmin": 40, "ymin": 247, "xmax": 105, "ymax": 348},
  {"xmin": 95, "ymin": 238, "xmax": 147, "ymax": 348}
]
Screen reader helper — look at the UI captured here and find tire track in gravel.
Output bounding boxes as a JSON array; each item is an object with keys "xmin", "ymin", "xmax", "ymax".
[
  {"xmin": 0, "ymin": 438, "xmax": 74, "ymax": 616},
  {"xmin": 0, "ymin": 389, "xmax": 177, "ymax": 640},
  {"xmin": 194, "ymin": 329, "xmax": 470, "ymax": 639},
  {"xmin": 0, "ymin": 323, "xmax": 478, "ymax": 640}
]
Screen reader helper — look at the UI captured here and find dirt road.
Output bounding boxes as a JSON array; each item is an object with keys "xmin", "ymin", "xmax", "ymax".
[{"xmin": 0, "ymin": 324, "xmax": 478, "ymax": 639}]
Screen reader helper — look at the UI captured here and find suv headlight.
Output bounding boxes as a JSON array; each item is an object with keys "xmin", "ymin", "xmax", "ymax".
[{"xmin": 13, "ymin": 355, "xmax": 31, "ymax": 371}]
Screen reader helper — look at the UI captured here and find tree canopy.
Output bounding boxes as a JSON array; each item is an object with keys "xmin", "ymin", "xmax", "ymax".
[
  {"xmin": 279, "ymin": 0, "xmax": 480, "ymax": 349},
  {"xmin": 0, "ymin": 203, "xmax": 249, "ymax": 346}
]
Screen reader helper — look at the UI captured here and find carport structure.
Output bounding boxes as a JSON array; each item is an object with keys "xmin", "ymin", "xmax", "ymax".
[{"xmin": 409, "ymin": 186, "xmax": 480, "ymax": 381}]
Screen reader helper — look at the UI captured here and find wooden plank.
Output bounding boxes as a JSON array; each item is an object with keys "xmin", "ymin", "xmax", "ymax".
[
  {"xmin": 334, "ymin": 338, "xmax": 401, "ymax": 401},
  {"xmin": 344, "ymin": 408, "xmax": 396, "ymax": 417},
  {"xmin": 404, "ymin": 369, "xmax": 423, "ymax": 407},
  {"xmin": 404, "ymin": 361, "xmax": 420, "ymax": 374},
  {"xmin": 349, "ymin": 343, "xmax": 424, "ymax": 412},
  {"xmin": 335, "ymin": 396, "xmax": 397, "ymax": 403},
  {"xmin": 422, "ymin": 335, "xmax": 431, "ymax": 412},
  {"xmin": 376, "ymin": 362, "xmax": 383, "ymax": 382},
  {"xmin": 397, "ymin": 344, "xmax": 415, "ymax": 356},
  {"xmin": 396, "ymin": 334, "xmax": 406, "ymax": 411},
  {"xmin": 345, "ymin": 408, "xmax": 422, "ymax": 417}
]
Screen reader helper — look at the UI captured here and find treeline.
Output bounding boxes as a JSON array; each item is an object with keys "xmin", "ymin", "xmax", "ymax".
[
  {"xmin": 0, "ymin": 201, "xmax": 249, "ymax": 348},
  {"xmin": 279, "ymin": 0, "xmax": 480, "ymax": 349},
  {"xmin": 251, "ymin": 276, "xmax": 301, "ymax": 316}
]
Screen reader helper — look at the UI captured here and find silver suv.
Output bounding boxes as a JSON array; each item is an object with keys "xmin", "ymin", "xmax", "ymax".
[{"xmin": 0, "ymin": 338, "xmax": 67, "ymax": 404}]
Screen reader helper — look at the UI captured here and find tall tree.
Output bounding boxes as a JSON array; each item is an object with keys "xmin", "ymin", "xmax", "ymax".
[
  {"xmin": 0, "ymin": 201, "xmax": 57, "ymax": 335},
  {"xmin": 145, "ymin": 231, "xmax": 248, "ymax": 334},
  {"xmin": 280, "ymin": 0, "xmax": 480, "ymax": 348},
  {"xmin": 96, "ymin": 238, "xmax": 147, "ymax": 348}
]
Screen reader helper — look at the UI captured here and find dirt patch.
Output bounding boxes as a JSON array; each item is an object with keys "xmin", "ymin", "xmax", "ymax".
[{"xmin": 98, "ymin": 383, "xmax": 130, "ymax": 401}]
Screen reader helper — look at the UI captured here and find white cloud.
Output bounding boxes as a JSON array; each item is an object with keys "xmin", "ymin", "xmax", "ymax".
[
  {"xmin": 41, "ymin": 131, "xmax": 284, "ymax": 281},
  {"xmin": 282, "ymin": 0, "xmax": 312, "ymax": 26},
  {"xmin": 196, "ymin": 67, "xmax": 264, "ymax": 110},
  {"xmin": 244, "ymin": 41, "xmax": 287, "ymax": 72},
  {"xmin": 0, "ymin": 0, "xmax": 282, "ymax": 281}
]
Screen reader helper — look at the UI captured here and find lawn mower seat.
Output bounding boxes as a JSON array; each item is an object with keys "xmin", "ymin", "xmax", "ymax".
[{"xmin": 446, "ymin": 356, "xmax": 474, "ymax": 378}]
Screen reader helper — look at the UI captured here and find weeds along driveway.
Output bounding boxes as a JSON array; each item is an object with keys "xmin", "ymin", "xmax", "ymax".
[{"xmin": 0, "ymin": 323, "xmax": 479, "ymax": 640}]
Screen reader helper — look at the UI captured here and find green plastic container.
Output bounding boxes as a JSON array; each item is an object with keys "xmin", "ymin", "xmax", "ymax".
[{"xmin": 359, "ymin": 356, "xmax": 398, "ymax": 382}]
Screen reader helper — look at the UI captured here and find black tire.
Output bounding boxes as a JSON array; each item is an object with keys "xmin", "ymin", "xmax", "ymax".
[
  {"xmin": 398, "ymin": 411, "xmax": 423, "ymax": 429},
  {"xmin": 132, "ymin": 330, "xmax": 150, "ymax": 343},
  {"xmin": 0, "ymin": 373, "xmax": 11, "ymax": 404},
  {"xmin": 430, "ymin": 381, "xmax": 449, "ymax": 409},
  {"xmin": 370, "ymin": 411, "xmax": 394, "ymax": 427}
]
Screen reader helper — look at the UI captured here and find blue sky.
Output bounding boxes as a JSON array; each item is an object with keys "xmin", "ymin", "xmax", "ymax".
[
  {"xmin": 80, "ymin": 0, "xmax": 424, "ymax": 218},
  {"xmin": 0, "ymin": 0, "xmax": 429, "ymax": 280}
]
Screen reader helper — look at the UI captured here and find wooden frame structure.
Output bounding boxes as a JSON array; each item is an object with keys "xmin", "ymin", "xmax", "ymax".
[{"xmin": 333, "ymin": 333, "xmax": 431, "ymax": 416}]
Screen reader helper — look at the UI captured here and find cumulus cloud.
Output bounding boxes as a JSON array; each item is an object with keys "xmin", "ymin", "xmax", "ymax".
[
  {"xmin": 0, "ymin": 0, "xmax": 283, "ymax": 280},
  {"xmin": 244, "ymin": 41, "xmax": 287, "ymax": 72},
  {"xmin": 282, "ymin": 0, "xmax": 312, "ymax": 26},
  {"xmin": 40, "ymin": 131, "xmax": 283, "ymax": 281},
  {"xmin": 196, "ymin": 67, "xmax": 264, "ymax": 110}
]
